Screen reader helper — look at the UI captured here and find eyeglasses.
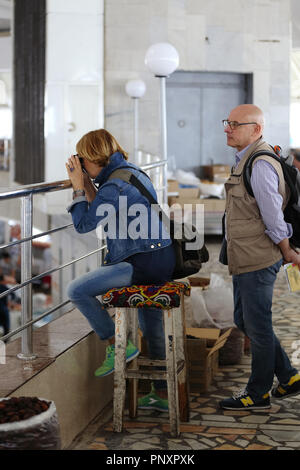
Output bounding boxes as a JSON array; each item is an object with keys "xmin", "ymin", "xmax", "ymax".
[{"xmin": 222, "ymin": 120, "xmax": 257, "ymax": 130}]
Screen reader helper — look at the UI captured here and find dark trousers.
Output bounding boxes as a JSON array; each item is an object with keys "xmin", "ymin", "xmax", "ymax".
[{"xmin": 0, "ymin": 306, "xmax": 10, "ymax": 335}]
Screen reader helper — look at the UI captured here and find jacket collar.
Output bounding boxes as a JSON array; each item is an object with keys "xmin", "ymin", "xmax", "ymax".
[
  {"xmin": 93, "ymin": 152, "xmax": 128, "ymax": 186},
  {"xmin": 234, "ymin": 136, "xmax": 266, "ymax": 174}
]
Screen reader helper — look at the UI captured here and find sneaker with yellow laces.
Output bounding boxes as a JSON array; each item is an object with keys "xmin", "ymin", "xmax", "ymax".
[
  {"xmin": 219, "ymin": 389, "xmax": 271, "ymax": 410},
  {"xmin": 271, "ymin": 373, "xmax": 300, "ymax": 399}
]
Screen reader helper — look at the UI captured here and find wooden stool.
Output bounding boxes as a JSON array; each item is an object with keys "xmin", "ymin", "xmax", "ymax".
[{"xmin": 101, "ymin": 281, "xmax": 190, "ymax": 437}]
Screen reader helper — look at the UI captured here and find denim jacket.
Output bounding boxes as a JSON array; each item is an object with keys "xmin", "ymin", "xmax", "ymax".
[{"xmin": 67, "ymin": 152, "xmax": 172, "ymax": 265}]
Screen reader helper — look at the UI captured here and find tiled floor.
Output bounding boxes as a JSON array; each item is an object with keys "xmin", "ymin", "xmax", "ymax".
[{"xmin": 68, "ymin": 236, "xmax": 300, "ymax": 451}]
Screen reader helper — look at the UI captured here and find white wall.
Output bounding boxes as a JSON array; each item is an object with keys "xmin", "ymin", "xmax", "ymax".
[
  {"xmin": 104, "ymin": 0, "xmax": 292, "ymax": 158},
  {"xmin": 0, "ymin": 36, "xmax": 11, "ymax": 71},
  {"xmin": 45, "ymin": 0, "xmax": 104, "ymax": 214}
]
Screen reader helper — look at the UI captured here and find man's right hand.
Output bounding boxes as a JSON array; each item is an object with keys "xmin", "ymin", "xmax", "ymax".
[
  {"xmin": 278, "ymin": 238, "xmax": 300, "ymax": 268},
  {"xmin": 283, "ymin": 250, "xmax": 300, "ymax": 268}
]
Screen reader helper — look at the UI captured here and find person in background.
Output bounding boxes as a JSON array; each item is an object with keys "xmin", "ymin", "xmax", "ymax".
[
  {"xmin": 0, "ymin": 274, "xmax": 10, "ymax": 337},
  {"xmin": 9, "ymin": 224, "xmax": 21, "ymax": 283},
  {"xmin": 219, "ymin": 104, "xmax": 300, "ymax": 410},
  {"xmin": 290, "ymin": 148, "xmax": 300, "ymax": 172},
  {"xmin": 65, "ymin": 128, "xmax": 176, "ymax": 412},
  {"xmin": 32, "ymin": 283, "xmax": 52, "ymax": 328},
  {"xmin": 0, "ymin": 252, "xmax": 16, "ymax": 284}
]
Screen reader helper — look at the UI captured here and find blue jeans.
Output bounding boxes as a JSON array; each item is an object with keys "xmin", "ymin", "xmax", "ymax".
[
  {"xmin": 67, "ymin": 262, "xmax": 166, "ymax": 390},
  {"xmin": 233, "ymin": 259, "xmax": 298, "ymax": 400}
]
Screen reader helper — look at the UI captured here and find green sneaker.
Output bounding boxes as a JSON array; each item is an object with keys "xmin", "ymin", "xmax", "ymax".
[
  {"xmin": 94, "ymin": 340, "xmax": 139, "ymax": 377},
  {"xmin": 138, "ymin": 387, "xmax": 168, "ymax": 412},
  {"xmin": 126, "ymin": 339, "xmax": 140, "ymax": 363}
]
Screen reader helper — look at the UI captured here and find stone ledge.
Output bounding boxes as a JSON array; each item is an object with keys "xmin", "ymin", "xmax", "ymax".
[
  {"xmin": 0, "ymin": 310, "xmax": 114, "ymax": 448},
  {"xmin": 0, "ymin": 309, "xmax": 93, "ymax": 396}
]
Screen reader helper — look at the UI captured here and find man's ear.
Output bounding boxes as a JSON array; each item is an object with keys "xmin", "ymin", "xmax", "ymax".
[{"xmin": 254, "ymin": 123, "xmax": 262, "ymax": 136}]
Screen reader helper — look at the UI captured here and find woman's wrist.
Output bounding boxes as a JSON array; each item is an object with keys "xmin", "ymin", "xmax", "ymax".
[
  {"xmin": 72, "ymin": 184, "xmax": 84, "ymax": 191},
  {"xmin": 73, "ymin": 189, "xmax": 85, "ymax": 199}
]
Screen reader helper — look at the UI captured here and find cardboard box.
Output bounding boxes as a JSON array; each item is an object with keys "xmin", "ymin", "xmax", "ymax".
[
  {"xmin": 186, "ymin": 327, "xmax": 232, "ymax": 392},
  {"xmin": 168, "ymin": 196, "xmax": 199, "ymax": 208},
  {"xmin": 187, "ymin": 276, "xmax": 210, "ymax": 288},
  {"xmin": 168, "ymin": 179, "xmax": 180, "ymax": 194},
  {"xmin": 202, "ymin": 164, "xmax": 231, "ymax": 181},
  {"xmin": 178, "ymin": 187, "xmax": 200, "ymax": 198},
  {"xmin": 201, "ymin": 198, "xmax": 226, "ymax": 212},
  {"xmin": 168, "ymin": 180, "xmax": 200, "ymax": 199},
  {"xmin": 138, "ymin": 325, "xmax": 231, "ymax": 393},
  {"xmin": 168, "ymin": 196, "xmax": 225, "ymax": 213}
]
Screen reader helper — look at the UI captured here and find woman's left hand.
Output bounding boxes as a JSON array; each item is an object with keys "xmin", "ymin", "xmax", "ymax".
[{"xmin": 65, "ymin": 155, "xmax": 84, "ymax": 190}]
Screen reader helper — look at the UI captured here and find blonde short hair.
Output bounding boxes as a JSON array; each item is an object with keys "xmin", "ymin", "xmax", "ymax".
[{"xmin": 76, "ymin": 129, "xmax": 128, "ymax": 166}]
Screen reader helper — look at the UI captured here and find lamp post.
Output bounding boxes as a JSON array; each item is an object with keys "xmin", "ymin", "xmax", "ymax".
[
  {"xmin": 144, "ymin": 42, "xmax": 179, "ymax": 205},
  {"xmin": 125, "ymin": 79, "xmax": 146, "ymax": 163}
]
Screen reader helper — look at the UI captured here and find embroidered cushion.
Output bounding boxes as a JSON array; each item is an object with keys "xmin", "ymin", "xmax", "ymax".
[{"xmin": 102, "ymin": 281, "xmax": 190, "ymax": 310}]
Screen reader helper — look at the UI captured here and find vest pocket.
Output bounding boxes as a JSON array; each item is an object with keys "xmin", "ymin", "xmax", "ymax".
[
  {"xmin": 230, "ymin": 193, "xmax": 260, "ymax": 221},
  {"xmin": 229, "ymin": 232, "xmax": 277, "ymax": 270},
  {"xmin": 229, "ymin": 218, "xmax": 263, "ymax": 238}
]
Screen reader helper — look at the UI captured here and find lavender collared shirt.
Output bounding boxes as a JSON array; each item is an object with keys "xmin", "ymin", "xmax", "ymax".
[{"xmin": 234, "ymin": 145, "xmax": 292, "ymax": 244}]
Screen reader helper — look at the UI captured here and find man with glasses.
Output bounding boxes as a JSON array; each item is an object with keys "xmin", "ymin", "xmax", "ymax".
[{"xmin": 219, "ymin": 104, "xmax": 300, "ymax": 410}]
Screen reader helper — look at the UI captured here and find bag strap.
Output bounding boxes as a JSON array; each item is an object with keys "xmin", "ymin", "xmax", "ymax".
[
  {"xmin": 108, "ymin": 169, "xmax": 169, "ymax": 225},
  {"xmin": 108, "ymin": 169, "xmax": 205, "ymax": 246},
  {"xmin": 243, "ymin": 150, "xmax": 298, "ymax": 203},
  {"xmin": 243, "ymin": 150, "xmax": 282, "ymax": 197},
  {"xmin": 108, "ymin": 169, "xmax": 158, "ymax": 205}
]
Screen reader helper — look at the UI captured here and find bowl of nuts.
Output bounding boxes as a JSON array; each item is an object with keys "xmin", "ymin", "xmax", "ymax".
[{"xmin": 0, "ymin": 396, "xmax": 61, "ymax": 450}]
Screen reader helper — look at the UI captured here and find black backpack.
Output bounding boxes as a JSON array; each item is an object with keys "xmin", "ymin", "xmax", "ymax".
[{"xmin": 243, "ymin": 146, "xmax": 300, "ymax": 248}]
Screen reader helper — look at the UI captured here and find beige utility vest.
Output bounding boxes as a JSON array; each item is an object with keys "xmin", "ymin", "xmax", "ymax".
[{"xmin": 225, "ymin": 139, "xmax": 289, "ymax": 275}]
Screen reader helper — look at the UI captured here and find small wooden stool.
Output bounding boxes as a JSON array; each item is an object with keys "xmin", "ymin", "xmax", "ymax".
[{"xmin": 102, "ymin": 280, "xmax": 190, "ymax": 437}]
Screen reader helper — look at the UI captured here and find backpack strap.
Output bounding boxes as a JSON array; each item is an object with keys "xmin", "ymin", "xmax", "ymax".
[
  {"xmin": 243, "ymin": 150, "xmax": 298, "ymax": 204},
  {"xmin": 243, "ymin": 150, "xmax": 283, "ymax": 198}
]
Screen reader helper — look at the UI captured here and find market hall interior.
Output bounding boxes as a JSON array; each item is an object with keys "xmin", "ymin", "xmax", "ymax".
[{"xmin": 0, "ymin": 0, "xmax": 300, "ymax": 451}]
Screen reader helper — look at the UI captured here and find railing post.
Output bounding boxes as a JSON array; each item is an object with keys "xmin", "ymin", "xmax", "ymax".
[
  {"xmin": 59, "ymin": 246, "xmax": 63, "ymax": 304},
  {"xmin": 159, "ymin": 76, "xmax": 168, "ymax": 205},
  {"xmin": 98, "ymin": 236, "xmax": 107, "ymax": 267},
  {"xmin": 17, "ymin": 193, "xmax": 36, "ymax": 360}
]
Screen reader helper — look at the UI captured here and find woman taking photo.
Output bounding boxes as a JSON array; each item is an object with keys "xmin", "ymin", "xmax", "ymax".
[{"xmin": 66, "ymin": 128, "xmax": 175, "ymax": 412}]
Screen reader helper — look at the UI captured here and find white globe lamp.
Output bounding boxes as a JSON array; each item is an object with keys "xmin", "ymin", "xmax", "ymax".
[
  {"xmin": 125, "ymin": 79, "xmax": 146, "ymax": 99},
  {"xmin": 145, "ymin": 42, "xmax": 179, "ymax": 77},
  {"xmin": 125, "ymin": 79, "xmax": 146, "ymax": 163},
  {"xmin": 145, "ymin": 43, "xmax": 179, "ymax": 203}
]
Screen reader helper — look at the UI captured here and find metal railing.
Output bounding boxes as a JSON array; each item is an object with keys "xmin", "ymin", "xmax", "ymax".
[{"xmin": 0, "ymin": 154, "xmax": 167, "ymax": 360}]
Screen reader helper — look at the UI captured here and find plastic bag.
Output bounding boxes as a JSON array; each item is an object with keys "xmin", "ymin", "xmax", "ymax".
[
  {"xmin": 175, "ymin": 168, "xmax": 201, "ymax": 186},
  {"xmin": 185, "ymin": 273, "xmax": 235, "ymax": 329},
  {"xmin": 0, "ymin": 398, "xmax": 61, "ymax": 450},
  {"xmin": 202, "ymin": 274, "xmax": 235, "ymax": 329},
  {"xmin": 184, "ymin": 288, "xmax": 212, "ymax": 328},
  {"xmin": 198, "ymin": 181, "xmax": 225, "ymax": 198}
]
